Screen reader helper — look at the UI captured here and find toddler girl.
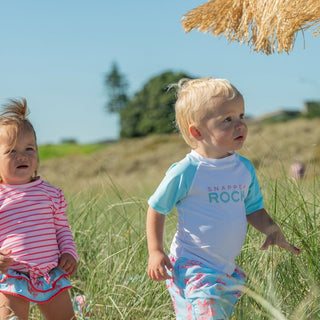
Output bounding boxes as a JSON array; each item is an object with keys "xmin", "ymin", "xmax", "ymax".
[{"xmin": 0, "ymin": 99, "xmax": 78, "ymax": 320}]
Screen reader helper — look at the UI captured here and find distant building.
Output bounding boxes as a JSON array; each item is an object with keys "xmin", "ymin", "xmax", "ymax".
[
  {"xmin": 255, "ymin": 109, "xmax": 300, "ymax": 123},
  {"xmin": 248, "ymin": 100, "xmax": 320, "ymax": 124}
]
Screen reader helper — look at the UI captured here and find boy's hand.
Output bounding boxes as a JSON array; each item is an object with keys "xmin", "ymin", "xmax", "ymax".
[
  {"xmin": 58, "ymin": 253, "xmax": 78, "ymax": 276},
  {"xmin": 260, "ymin": 229, "xmax": 301, "ymax": 254},
  {"xmin": 148, "ymin": 250, "xmax": 173, "ymax": 282},
  {"xmin": 0, "ymin": 250, "xmax": 13, "ymax": 274},
  {"xmin": 247, "ymin": 209, "xmax": 301, "ymax": 255}
]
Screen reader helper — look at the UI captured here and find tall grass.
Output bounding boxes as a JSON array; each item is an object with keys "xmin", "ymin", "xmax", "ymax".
[
  {"xmin": 30, "ymin": 170, "xmax": 319, "ymax": 319},
  {"xmin": 235, "ymin": 172, "xmax": 320, "ymax": 319},
  {"xmin": 48, "ymin": 180, "xmax": 175, "ymax": 319},
  {"xmin": 33, "ymin": 155, "xmax": 320, "ymax": 318}
]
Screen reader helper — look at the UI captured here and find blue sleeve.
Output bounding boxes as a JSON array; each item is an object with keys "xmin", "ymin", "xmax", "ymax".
[
  {"xmin": 239, "ymin": 156, "xmax": 264, "ymax": 215},
  {"xmin": 148, "ymin": 157, "xmax": 198, "ymax": 215}
]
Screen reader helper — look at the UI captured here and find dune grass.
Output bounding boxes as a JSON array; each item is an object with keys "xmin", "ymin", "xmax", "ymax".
[
  {"xmin": 28, "ymin": 167, "xmax": 320, "ymax": 319},
  {"xmin": 32, "ymin": 119, "xmax": 320, "ymax": 319}
]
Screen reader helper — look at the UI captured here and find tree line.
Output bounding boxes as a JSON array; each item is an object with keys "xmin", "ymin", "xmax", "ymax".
[
  {"xmin": 105, "ymin": 62, "xmax": 192, "ymax": 138},
  {"xmin": 105, "ymin": 63, "xmax": 320, "ymax": 139}
]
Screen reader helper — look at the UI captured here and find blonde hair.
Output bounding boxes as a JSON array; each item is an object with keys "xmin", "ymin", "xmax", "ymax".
[
  {"xmin": 0, "ymin": 98, "xmax": 38, "ymax": 179},
  {"xmin": 0, "ymin": 98, "xmax": 37, "ymax": 147},
  {"xmin": 173, "ymin": 77, "xmax": 240, "ymax": 148}
]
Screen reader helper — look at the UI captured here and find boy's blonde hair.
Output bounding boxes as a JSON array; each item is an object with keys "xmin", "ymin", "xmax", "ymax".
[
  {"xmin": 0, "ymin": 98, "xmax": 37, "ymax": 150},
  {"xmin": 173, "ymin": 77, "xmax": 240, "ymax": 148}
]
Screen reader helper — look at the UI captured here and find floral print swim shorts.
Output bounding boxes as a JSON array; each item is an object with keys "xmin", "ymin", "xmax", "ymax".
[{"xmin": 166, "ymin": 256, "xmax": 246, "ymax": 320}]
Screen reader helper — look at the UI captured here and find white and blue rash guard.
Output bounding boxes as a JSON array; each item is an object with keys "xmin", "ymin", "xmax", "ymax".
[{"xmin": 148, "ymin": 150, "xmax": 264, "ymax": 274}]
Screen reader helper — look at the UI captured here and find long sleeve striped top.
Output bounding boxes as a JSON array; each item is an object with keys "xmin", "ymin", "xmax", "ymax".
[{"xmin": 0, "ymin": 177, "xmax": 78, "ymax": 283}]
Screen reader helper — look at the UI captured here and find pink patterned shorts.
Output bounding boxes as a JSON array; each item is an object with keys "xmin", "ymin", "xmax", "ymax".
[{"xmin": 166, "ymin": 256, "xmax": 246, "ymax": 320}]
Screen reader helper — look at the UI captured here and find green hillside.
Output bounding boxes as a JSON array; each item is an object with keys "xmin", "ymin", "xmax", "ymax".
[
  {"xmin": 31, "ymin": 118, "xmax": 320, "ymax": 319},
  {"xmin": 39, "ymin": 118, "xmax": 320, "ymax": 194}
]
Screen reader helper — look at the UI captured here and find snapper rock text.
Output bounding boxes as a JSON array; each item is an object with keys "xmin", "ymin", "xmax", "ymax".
[{"xmin": 207, "ymin": 185, "xmax": 247, "ymax": 203}]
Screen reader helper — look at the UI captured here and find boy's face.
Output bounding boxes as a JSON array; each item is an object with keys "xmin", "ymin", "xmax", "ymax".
[
  {"xmin": 194, "ymin": 95, "xmax": 247, "ymax": 159},
  {"xmin": 0, "ymin": 127, "xmax": 38, "ymax": 185}
]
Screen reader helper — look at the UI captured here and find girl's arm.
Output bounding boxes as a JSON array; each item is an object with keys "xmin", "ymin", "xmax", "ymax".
[
  {"xmin": 54, "ymin": 190, "xmax": 78, "ymax": 262},
  {"xmin": 53, "ymin": 189, "xmax": 78, "ymax": 276},
  {"xmin": 146, "ymin": 207, "xmax": 173, "ymax": 281},
  {"xmin": 247, "ymin": 208, "xmax": 301, "ymax": 254}
]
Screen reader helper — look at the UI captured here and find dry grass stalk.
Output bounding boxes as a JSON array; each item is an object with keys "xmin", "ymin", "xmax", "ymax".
[{"xmin": 182, "ymin": 0, "xmax": 320, "ymax": 54}]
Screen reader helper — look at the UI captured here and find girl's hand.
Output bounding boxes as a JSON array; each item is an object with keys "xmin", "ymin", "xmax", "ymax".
[
  {"xmin": 148, "ymin": 250, "xmax": 173, "ymax": 282},
  {"xmin": 0, "ymin": 250, "xmax": 13, "ymax": 274},
  {"xmin": 58, "ymin": 253, "xmax": 78, "ymax": 276},
  {"xmin": 260, "ymin": 230, "xmax": 301, "ymax": 254}
]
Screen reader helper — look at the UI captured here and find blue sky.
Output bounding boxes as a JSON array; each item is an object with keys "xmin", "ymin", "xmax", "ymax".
[{"xmin": 1, "ymin": 1, "xmax": 320, "ymax": 145}]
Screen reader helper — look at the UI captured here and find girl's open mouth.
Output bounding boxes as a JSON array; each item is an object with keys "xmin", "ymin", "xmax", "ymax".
[{"xmin": 17, "ymin": 165, "xmax": 28, "ymax": 169}]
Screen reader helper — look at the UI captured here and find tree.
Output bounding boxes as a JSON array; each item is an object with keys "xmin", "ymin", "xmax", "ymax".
[
  {"xmin": 105, "ymin": 62, "xmax": 128, "ymax": 113},
  {"xmin": 119, "ymin": 70, "xmax": 192, "ymax": 138},
  {"xmin": 303, "ymin": 101, "xmax": 320, "ymax": 118}
]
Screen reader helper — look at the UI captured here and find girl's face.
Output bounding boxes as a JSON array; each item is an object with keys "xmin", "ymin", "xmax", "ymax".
[
  {"xmin": 194, "ymin": 95, "xmax": 248, "ymax": 159},
  {"xmin": 0, "ymin": 127, "xmax": 38, "ymax": 185}
]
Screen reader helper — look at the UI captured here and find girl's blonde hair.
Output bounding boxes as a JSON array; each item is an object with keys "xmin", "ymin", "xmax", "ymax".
[
  {"xmin": 0, "ymin": 98, "xmax": 38, "ymax": 180},
  {"xmin": 173, "ymin": 77, "xmax": 240, "ymax": 148},
  {"xmin": 0, "ymin": 98, "xmax": 37, "ymax": 146}
]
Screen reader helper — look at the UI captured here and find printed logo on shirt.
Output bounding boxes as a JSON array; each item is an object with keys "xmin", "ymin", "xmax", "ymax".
[{"xmin": 208, "ymin": 184, "xmax": 247, "ymax": 203}]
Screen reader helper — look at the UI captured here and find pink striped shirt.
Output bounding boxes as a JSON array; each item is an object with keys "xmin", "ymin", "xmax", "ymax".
[{"xmin": 0, "ymin": 177, "xmax": 78, "ymax": 282}]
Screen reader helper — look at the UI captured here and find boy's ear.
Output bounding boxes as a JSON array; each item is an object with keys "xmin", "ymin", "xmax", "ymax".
[{"xmin": 189, "ymin": 125, "xmax": 203, "ymax": 141}]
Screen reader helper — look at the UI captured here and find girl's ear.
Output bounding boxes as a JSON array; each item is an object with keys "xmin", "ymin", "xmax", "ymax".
[{"xmin": 189, "ymin": 125, "xmax": 203, "ymax": 141}]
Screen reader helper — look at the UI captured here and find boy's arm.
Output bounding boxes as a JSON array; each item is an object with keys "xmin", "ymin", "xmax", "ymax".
[
  {"xmin": 247, "ymin": 208, "xmax": 301, "ymax": 254},
  {"xmin": 146, "ymin": 207, "xmax": 173, "ymax": 282}
]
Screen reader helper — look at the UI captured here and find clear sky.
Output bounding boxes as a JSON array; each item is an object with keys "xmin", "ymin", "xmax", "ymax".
[{"xmin": 1, "ymin": 0, "xmax": 320, "ymax": 145}]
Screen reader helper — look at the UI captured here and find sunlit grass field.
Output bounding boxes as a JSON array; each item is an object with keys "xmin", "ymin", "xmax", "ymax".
[
  {"xmin": 31, "ymin": 118, "xmax": 320, "ymax": 319},
  {"xmin": 38, "ymin": 143, "xmax": 107, "ymax": 161}
]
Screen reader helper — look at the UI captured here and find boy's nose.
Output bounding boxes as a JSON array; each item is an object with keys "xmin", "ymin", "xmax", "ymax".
[{"xmin": 235, "ymin": 120, "xmax": 247, "ymax": 129}]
